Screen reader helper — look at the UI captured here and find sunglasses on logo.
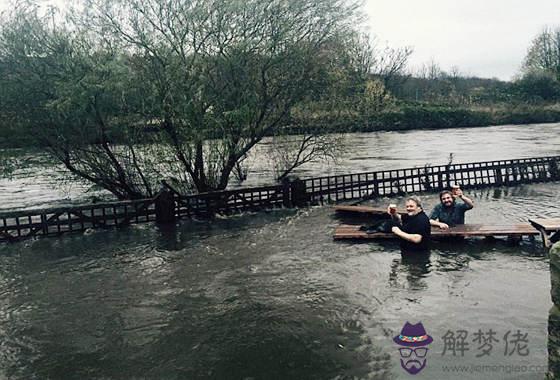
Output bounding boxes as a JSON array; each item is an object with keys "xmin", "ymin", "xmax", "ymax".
[{"xmin": 399, "ymin": 347, "xmax": 429, "ymax": 358}]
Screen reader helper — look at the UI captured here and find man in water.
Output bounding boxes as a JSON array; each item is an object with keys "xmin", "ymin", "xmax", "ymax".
[
  {"xmin": 389, "ymin": 196, "xmax": 431, "ymax": 252},
  {"xmin": 429, "ymin": 188, "xmax": 474, "ymax": 229}
]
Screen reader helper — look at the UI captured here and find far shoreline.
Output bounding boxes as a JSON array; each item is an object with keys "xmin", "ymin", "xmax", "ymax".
[{"xmin": 2, "ymin": 105, "xmax": 560, "ymax": 149}]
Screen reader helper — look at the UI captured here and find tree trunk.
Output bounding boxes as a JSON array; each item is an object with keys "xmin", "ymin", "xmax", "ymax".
[{"xmin": 193, "ymin": 141, "xmax": 209, "ymax": 192}]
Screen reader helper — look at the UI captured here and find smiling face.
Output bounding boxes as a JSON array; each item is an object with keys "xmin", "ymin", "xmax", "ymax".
[
  {"xmin": 405, "ymin": 200, "xmax": 421, "ymax": 216},
  {"xmin": 440, "ymin": 191, "xmax": 454, "ymax": 208}
]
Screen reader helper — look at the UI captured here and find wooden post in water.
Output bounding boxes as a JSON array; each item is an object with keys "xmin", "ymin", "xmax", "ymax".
[
  {"xmin": 444, "ymin": 165, "xmax": 451, "ymax": 189},
  {"xmin": 436, "ymin": 172, "xmax": 443, "ymax": 191},
  {"xmin": 289, "ymin": 178, "xmax": 309, "ymax": 207},
  {"xmin": 550, "ymin": 159, "xmax": 560, "ymax": 180},
  {"xmin": 495, "ymin": 168, "xmax": 503, "ymax": 185},
  {"xmin": 155, "ymin": 189, "xmax": 176, "ymax": 224},
  {"xmin": 282, "ymin": 179, "xmax": 292, "ymax": 208},
  {"xmin": 373, "ymin": 172, "xmax": 379, "ymax": 196},
  {"xmin": 548, "ymin": 241, "xmax": 560, "ymax": 379}
]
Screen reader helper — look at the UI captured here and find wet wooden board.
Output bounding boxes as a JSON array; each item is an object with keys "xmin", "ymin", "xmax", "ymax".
[
  {"xmin": 334, "ymin": 224, "xmax": 541, "ymax": 240},
  {"xmin": 334, "ymin": 205, "xmax": 407, "ymax": 216},
  {"xmin": 528, "ymin": 218, "xmax": 560, "ymax": 248},
  {"xmin": 528, "ymin": 218, "xmax": 560, "ymax": 231}
]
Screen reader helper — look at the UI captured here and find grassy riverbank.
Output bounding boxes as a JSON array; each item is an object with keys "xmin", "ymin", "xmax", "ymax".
[
  {"xmin": 290, "ymin": 103, "xmax": 560, "ymax": 133},
  {"xmin": 0, "ymin": 125, "xmax": 36, "ymax": 148},
  {"xmin": 3, "ymin": 104, "xmax": 560, "ymax": 148}
]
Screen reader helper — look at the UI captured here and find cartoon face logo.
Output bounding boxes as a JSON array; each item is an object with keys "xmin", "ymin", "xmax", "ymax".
[{"xmin": 393, "ymin": 321, "xmax": 433, "ymax": 375}]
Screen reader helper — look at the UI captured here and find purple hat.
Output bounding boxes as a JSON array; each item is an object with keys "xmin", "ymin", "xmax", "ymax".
[{"xmin": 393, "ymin": 322, "xmax": 433, "ymax": 347}]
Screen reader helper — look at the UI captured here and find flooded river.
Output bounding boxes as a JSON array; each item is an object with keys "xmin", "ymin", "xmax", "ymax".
[{"xmin": 0, "ymin": 123, "xmax": 559, "ymax": 379}]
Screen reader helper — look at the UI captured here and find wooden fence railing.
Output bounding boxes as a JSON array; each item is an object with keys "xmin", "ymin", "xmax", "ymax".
[
  {"xmin": 164, "ymin": 182, "xmax": 289, "ymax": 217},
  {"xmin": 303, "ymin": 155, "xmax": 560, "ymax": 203},
  {"xmin": 0, "ymin": 198, "xmax": 156, "ymax": 243},
  {"xmin": 1, "ymin": 155, "xmax": 559, "ymax": 243}
]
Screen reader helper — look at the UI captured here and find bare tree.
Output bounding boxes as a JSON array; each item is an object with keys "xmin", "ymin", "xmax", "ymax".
[
  {"xmin": 346, "ymin": 33, "xmax": 413, "ymax": 93},
  {"xmin": 269, "ymin": 132, "xmax": 346, "ymax": 182},
  {"xmin": 417, "ymin": 59, "xmax": 444, "ymax": 80},
  {"xmin": 372, "ymin": 43, "xmax": 413, "ymax": 91},
  {"xmin": 523, "ymin": 26, "xmax": 560, "ymax": 80}
]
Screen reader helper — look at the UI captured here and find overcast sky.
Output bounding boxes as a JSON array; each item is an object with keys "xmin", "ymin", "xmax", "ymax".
[
  {"xmin": 364, "ymin": 0, "xmax": 560, "ymax": 80},
  {"xmin": 1, "ymin": 0, "xmax": 559, "ymax": 81}
]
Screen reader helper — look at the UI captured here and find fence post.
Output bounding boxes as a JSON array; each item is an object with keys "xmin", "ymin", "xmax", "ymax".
[
  {"xmin": 550, "ymin": 159, "xmax": 560, "ymax": 180},
  {"xmin": 40, "ymin": 214, "xmax": 48, "ymax": 236},
  {"xmin": 290, "ymin": 178, "xmax": 309, "ymax": 207},
  {"xmin": 495, "ymin": 167, "xmax": 503, "ymax": 185},
  {"xmin": 202, "ymin": 195, "xmax": 212, "ymax": 217},
  {"xmin": 436, "ymin": 172, "xmax": 444, "ymax": 190},
  {"xmin": 155, "ymin": 189, "xmax": 176, "ymax": 224},
  {"xmin": 372, "ymin": 172, "xmax": 379, "ymax": 196},
  {"xmin": 282, "ymin": 180, "xmax": 292, "ymax": 207}
]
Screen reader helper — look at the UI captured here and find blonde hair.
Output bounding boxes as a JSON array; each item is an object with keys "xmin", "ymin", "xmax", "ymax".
[{"xmin": 406, "ymin": 196, "xmax": 423, "ymax": 209}]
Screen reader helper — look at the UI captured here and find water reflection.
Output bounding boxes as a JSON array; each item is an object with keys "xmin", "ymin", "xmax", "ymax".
[
  {"xmin": 389, "ymin": 253, "xmax": 432, "ymax": 291},
  {"xmin": 154, "ymin": 224, "xmax": 181, "ymax": 252},
  {"xmin": 140, "ymin": 301, "xmax": 375, "ymax": 379}
]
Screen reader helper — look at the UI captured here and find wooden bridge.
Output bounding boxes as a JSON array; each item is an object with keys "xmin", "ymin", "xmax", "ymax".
[{"xmin": 1, "ymin": 155, "xmax": 559, "ymax": 243}]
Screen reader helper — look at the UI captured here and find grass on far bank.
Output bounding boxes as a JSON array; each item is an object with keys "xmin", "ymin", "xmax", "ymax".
[{"xmin": 3, "ymin": 103, "xmax": 560, "ymax": 148}]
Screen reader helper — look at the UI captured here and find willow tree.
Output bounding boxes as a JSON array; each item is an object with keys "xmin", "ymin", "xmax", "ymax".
[
  {"xmin": 0, "ymin": 2, "xmax": 159, "ymax": 199},
  {"xmin": 82, "ymin": 0, "xmax": 364, "ymax": 192},
  {"xmin": 1, "ymin": 0, "xmax": 365, "ymax": 197}
]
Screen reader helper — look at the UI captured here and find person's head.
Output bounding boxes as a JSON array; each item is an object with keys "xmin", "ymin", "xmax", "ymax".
[
  {"xmin": 439, "ymin": 190, "xmax": 455, "ymax": 208},
  {"xmin": 405, "ymin": 196, "xmax": 423, "ymax": 216}
]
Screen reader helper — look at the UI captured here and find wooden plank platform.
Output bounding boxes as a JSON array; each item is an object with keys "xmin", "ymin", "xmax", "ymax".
[
  {"xmin": 334, "ymin": 224, "xmax": 541, "ymax": 240},
  {"xmin": 334, "ymin": 205, "xmax": 407, "ymax": 216},
  {"xmin": 528, "ymin": 218, "xmax": 560, "ymax": 248},
  {"xmin": 529, "ymin": 218, "xmax": 560, "ymax": 231}
]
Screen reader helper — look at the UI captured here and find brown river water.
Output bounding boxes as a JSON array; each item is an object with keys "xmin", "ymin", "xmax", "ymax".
[{"xmin": 0, "ymin": 123, "xmax": 559, "ymax": 379}]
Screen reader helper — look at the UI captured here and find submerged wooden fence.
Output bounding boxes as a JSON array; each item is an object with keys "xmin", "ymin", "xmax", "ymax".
[
  {"xmin": 0, "ymin": 183, "xmax": 293, "ymax": 243},
  {"xmin": 1, "ymin": 155, "xmax": 559, "ymax": 243},
  {"xmin": 0, "ymin": 198, "xmax": 157, "ymax": 243},
  {"xmin": 169, "ymin": 183, "xmax": 289, "ymax": 218},
  {"xmin": 303, "ymin": 155, "xmax": 560, "ymax": 203}
]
